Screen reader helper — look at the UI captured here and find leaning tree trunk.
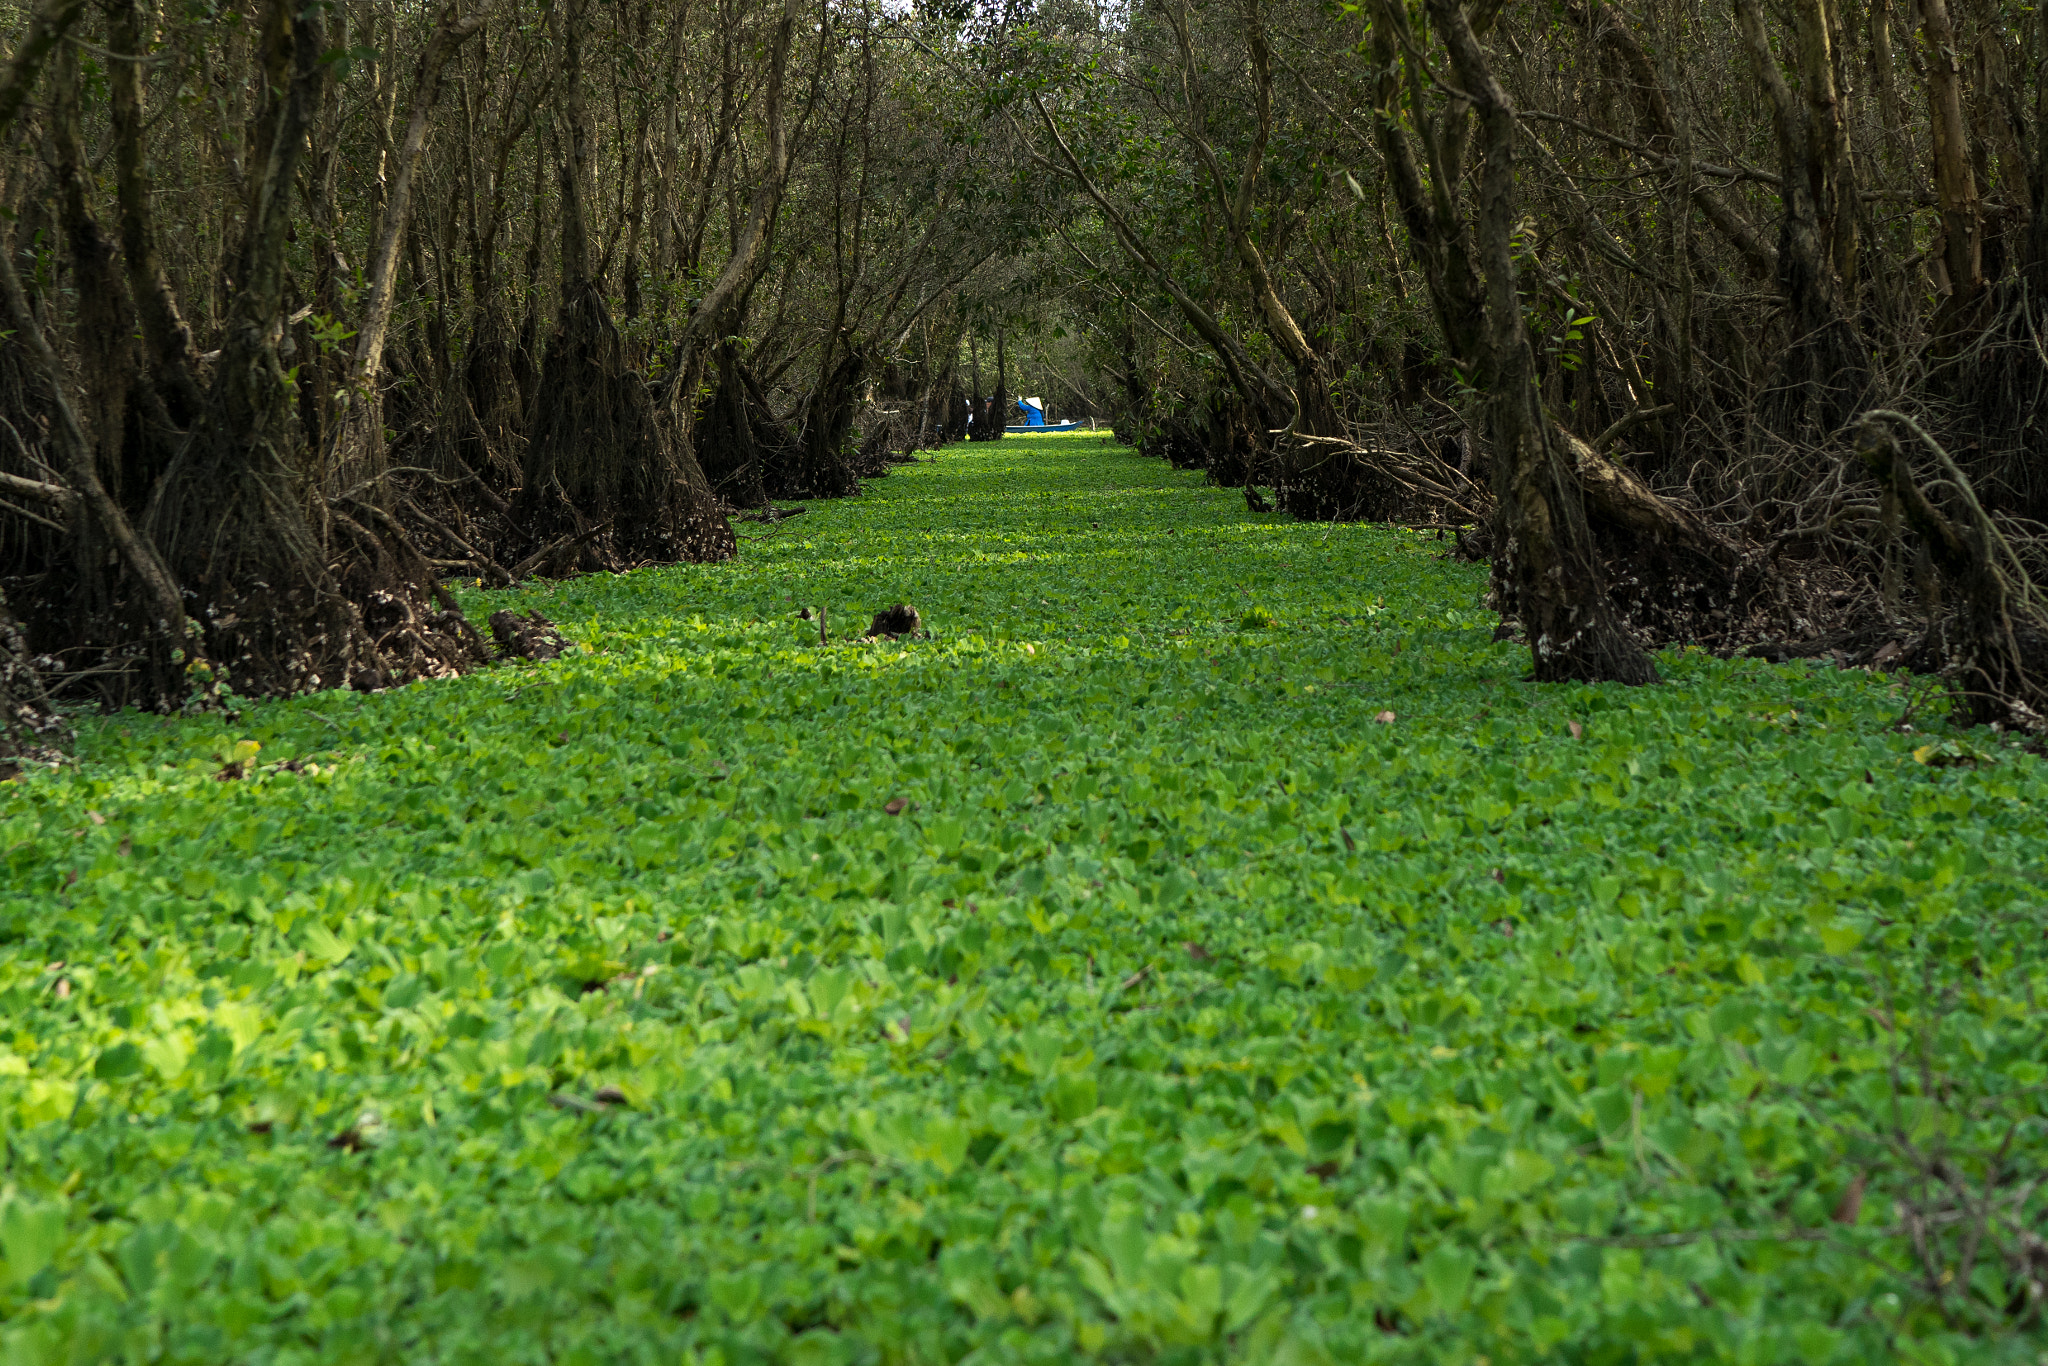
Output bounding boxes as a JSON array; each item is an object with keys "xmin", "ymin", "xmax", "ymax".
[
  {"xmin": 1431, "ymin": 0, "xmax": 1656, "ymax": 685},
  {"xmin": 50, "ymin": 40, "xmax": 143, "ymax": 509},
  {"xmin": 659, "ymin": 0, "xmax": 804, "ymax": 515},
  {"xmin": 331, "ymin": 4, "xmax": 482, "ymax": 482},
  {"xmin": 37, "ymin": 35, "xmax": 163, "ymax": 683},
  {"xmin": 1171, "ymin": 0, "xmax": 1376, "ymax": 519},
  {"xmin": 0, "ymin": 0, "xmax": 200, "ymax": 705},
  {"xmin": 0, "ymin": 199, "xmax": 190, "ymax": 699}
]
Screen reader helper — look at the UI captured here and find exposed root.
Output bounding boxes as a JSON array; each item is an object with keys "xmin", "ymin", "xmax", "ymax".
[
  {"xmin": 1853, "ymin": 410, "xmax": 2048, "ymax": 733},
  {"xmin": 519, "ymin": 280, "xmax": 733, "ymax": 571},
  {"xmin": 489, "ymin": 609, "xmax": 570, "ymax": 662},
  {"xmin": 866, "ymin": 604, "xmax": 921, "ymax": 639},
  {"xmin": 1563, "ymin": 429, "xmax": 1821, "ymax": 650},
  {"xmin": 791, "ymin": 342, "xmax": 864, "ymax": 499},
  {"xmin": 694, "ymin": 343, "xmax": 783, "ymax": 509},
  {"xmin": 1284, "ymin": 429, "xmax": 1487, "ymax": 525},
  {"xmin": 0, "ymin": 588, "xmax": 65, "ymax": 771}
]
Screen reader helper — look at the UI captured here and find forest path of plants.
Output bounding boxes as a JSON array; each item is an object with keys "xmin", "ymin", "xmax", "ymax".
[{"xmin": 2, "ymin": 432, "xmax": 2044, "ymax": 1364}]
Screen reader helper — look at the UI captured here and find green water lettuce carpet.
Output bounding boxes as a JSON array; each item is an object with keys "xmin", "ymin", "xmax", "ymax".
[{"xmin": 2, "ymin": 434, "xmax": 2043, "ymax": 1364}]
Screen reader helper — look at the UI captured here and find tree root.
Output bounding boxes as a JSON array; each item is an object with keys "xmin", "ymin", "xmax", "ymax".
[
  {"xmin": 1854, "ymin": 410, "xmax": 2048, "ymax": 732},
  {"xmin": 0, "ymin": 588, "xmax": 65, "ymax": 770}
]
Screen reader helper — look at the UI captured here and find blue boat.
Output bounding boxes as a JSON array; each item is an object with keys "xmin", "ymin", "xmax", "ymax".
[{"xmin": 1005, "ymin": 396, "xmax": 1086, "ymax": 433}]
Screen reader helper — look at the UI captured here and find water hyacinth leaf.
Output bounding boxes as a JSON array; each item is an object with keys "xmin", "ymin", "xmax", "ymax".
[{"xmin": 0, "ymin": 1197, "xmax": 65, "ymax": 1287}]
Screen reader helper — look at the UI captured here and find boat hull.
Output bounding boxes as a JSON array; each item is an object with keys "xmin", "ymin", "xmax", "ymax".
[{"xmin": 1003, "ymin": 421, "xmax": 1086, "ymax": 433}]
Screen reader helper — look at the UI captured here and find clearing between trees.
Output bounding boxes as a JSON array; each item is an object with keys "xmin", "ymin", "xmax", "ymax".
[{"xmin": 2, "ymin": 433, "xmax": 2045, "ymax": 1361}]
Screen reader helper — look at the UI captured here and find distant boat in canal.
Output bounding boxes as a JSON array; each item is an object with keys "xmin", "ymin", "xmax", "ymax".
[{"xmin": 1005, "ymin": 396, "xmax": 1087, "ymax": 433}]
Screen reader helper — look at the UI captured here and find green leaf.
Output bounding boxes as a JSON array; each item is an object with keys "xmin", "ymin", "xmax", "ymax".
[
  {"xmin": 1816, "ymin": 918, "xmax": 1863, "ymax": 955},
  {"xmin": 93, "ymin": 1042, "xmax": 144, "ymax": 1080},
  {"xmin": 1048, "ymin": 1073, "xmax": 1098, "ymax": 1123},
  {"xmin": 0, "ymin": 1195, "xmax": 65, "ymax": 1286},
  {"xmin": 1419, "ymin": 1243, "xmax": 1477, "ymax": 1315}
]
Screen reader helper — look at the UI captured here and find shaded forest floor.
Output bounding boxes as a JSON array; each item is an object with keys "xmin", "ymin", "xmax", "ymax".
[{"xmin": 2, "ymin": 433, "xmax": 2044, "ymax": 1362}]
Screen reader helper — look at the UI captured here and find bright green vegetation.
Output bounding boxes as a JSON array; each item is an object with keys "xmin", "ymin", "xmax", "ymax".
[{"xmin": 3, "ymin": 432, "xmax": 2044, "ymax": 1364}]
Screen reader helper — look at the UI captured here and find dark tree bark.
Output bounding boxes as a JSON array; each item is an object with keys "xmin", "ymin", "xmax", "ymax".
[
  {"xmin": 144, "ymin": 0, "xmax": 482, "ymax": 697},
  {"xmin": 664, "ymin": 0, "xmax": 807, "ymax": 440},
  {"xmin": 1730, "ymin": 0, "xmax": 1871, "ymax": 432},
  {"xmin": 0, "ymin": 0, "xmax": 194, "ymax": 702},
  {"xmin": 519, "ymin": 0, "xmax": 733, "ymax": 568},
  {"xmin": 0, "ymin": 588, "xmax": 66, "ymax": 768},
  {"xmin": 49, "ymin": 41, "xmax": 143, "ymax": 508},
  {"xmin": 1855, "ymin": 412, "xmax": 2048, "ymax": 731},
  {"xmin": 334, "ymin": 5, "xmax": 484, "ymax": 477},
  {"xmin": 795, "ymin": 340, "xmax": 866, "ymax": 495},
  {"xmin": 992, "ymin": 327, "xmax": 1008, "ymax": 442},
  {"xmin": 1429, "ymin": 0, "xmax": 1656, "ymax": 685},
  {"xmin": 695, "ymin": 342, "xmax": 774, "ymax": 508},
  {"xmin": 1367, "ymin": 0, "xmax": 1490, "ymax": 383},
  {"xmin": 108, "ymin": 0, "xmax": 203, "ymax": 430},
  {"xmin": 0, "ymin": 0, "xmax": 85, "ymax": 134}
]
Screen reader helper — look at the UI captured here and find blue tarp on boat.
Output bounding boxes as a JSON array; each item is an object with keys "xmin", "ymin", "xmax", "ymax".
[{"xmin": 1006, "ymin": 396, "xmax": 1081, "ymax": 431}]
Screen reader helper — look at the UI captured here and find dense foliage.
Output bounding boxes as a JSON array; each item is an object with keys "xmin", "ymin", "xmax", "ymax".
[{"xmin": 3, "ymin": 435, "xmax": 2043, "ymax": 1362}]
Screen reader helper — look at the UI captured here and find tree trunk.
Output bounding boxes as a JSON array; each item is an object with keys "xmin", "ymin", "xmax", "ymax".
[
  {"xmin": 50, "ymin": 40, "xmax": 143, "ymax": 509},
  {"xmin": 1367, "ymin": 0, "xmax": 1490, "ymax": 383},
  {"xmin": 0, "ymin": 0, "xmax": 190, "ymax": 673},
  {"xmin": 333, "ymin": 5, "xmax": 483, "ymax": 478},
  {"xmin": 0, "ymin": 224, "xmax": 189, "ymax": 668},
  {"xmin": 1855, "ymin": 412, "xmax": 2048, "ymax": 731},
  {"xmin": 2030, "ymin": 1, "xmax": 2048, "ymax": 294},
  {"xmin": 992, "ymin": 327, "xmax": 1008, "ymax": 442},
  {"xmin": 695, "ymin": 341, "xmax": 771, "ymax": 509},
  {"xmin": 0, "ymin": 0, "xmax": 86, "ymax": 134},
  {"xmin": 145, "ymin": 0, "xmax": 481, "ymax": 697},
  {"xmin": 108, "ymin": 0, "xmax": 203, "ymax": 428},
  {"xmin": 1429, "ymin": 0, "xmax": 1656, "ymax": 685},
  {"xmin": 1920, "ymin": 0, "xmax": 1985, "ymax": 333},
  {"xmin": 1731, "ymin": 0, "xmax": 1870, "ymax": 433},
  {"xmin": 519, "ymin": 0, "xmax": 733, "ymax": 568},
  {"xmin": 0, "ymin": 588, "xmax": 66, "ymax": 767},
  {"xmin": 796, "ymin": 341, "xmax": 865, "ymax": 495},
  {"xmin": 969, "ymin": 333, "xmax": 984, "ymax": 439},
  {"xmin": 664, "ymin": 0, "xmax": 804, "ymax": 418}
]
